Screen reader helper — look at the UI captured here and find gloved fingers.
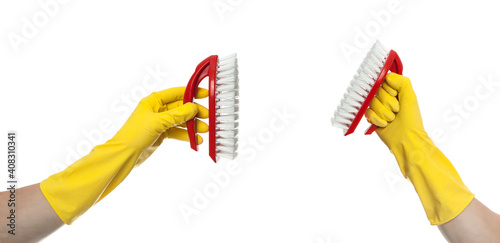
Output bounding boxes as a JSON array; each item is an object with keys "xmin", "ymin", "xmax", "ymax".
[
  {"xmin": 166, "ymin": 127, "xmax": 204, "ymax": 145},
  {"xmin": 370, "ymin": 97, "xmax": 396, "ymax": 122},
  {"xmin": 177, "ymin": 119, "xmax": 209, "ymax": 133},
  {"xmin": 157, "ymin": 103, "xmax": 198, "ymax": 129},
  {"xmin": 382, "ymin": 81, "xmax": 397, "ymax": 96},
  {"xmin": 385, "ymin": 72, "xmax": 418, "ymax": 107},
  {"xmin": 365, "ymin": 108, "xmax": 388, "ymax": 127},
  {"xmin": 166, "ymin": 101, "xmax": 209, "ymax": 119},
  {"xmin": 377, "ymin": 87, "xmax": 400, "ymax": 112},
  {"xmin": 194, "ymin": 103, "xmax": 209, "ymax": 119},
  {"xmin": 194, "ymin": 88, "xmax": 209, "ymax": 99},
  {"xmin": 385, "ymin": 73, "xmax": 411, "ymax": 92},
  {"xmin": 165, "ymin": 100, "xmax": 183, "ymax": 110},
  {"xmin": 156, "ymin": 87, "xmax": 209, "ymax": 105}
]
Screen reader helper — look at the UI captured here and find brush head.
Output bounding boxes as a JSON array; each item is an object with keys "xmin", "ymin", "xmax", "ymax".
[
  {"xmin": 331, "ymin": 40, "xmax": 389, "ymax": 135},
  {"xmin": 212, "ymin": 54, "xmax": 239, "ymax": 161}
]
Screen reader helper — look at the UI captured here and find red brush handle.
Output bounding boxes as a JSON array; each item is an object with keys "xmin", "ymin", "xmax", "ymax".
[
  {"xmin": 183, "ymin": 55, "xmax": 218, "ymax": 152},
  {"xmin": 364, "ymin": 50, "xmax": 403, "ymax": 135},
  {"xmin": 208, "ymin": 61, "xmax": 217, "ymax": 163}
]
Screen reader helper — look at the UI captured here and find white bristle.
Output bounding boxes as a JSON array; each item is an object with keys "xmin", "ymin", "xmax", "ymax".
[
  {"xmin": 217, "ymin": 152, "xmax": 237, "ymax": 160},
  {"xmin": 217, "ymin": 62, "xmax": 237, "ymax": 72},
  {"xmin": 216, "ymin": 121, "xmax": 238, "ymax": 130},
  {"xmin": 214, "ymin": 53, "xmax": 239, "ymax": 161},
  {"xmin": 216, "ymin": 129, "xmax": 238, "ymax": 138},
  {"xmin": 338, "ymin": 109, "xmax": 355, "ymax": 120},
  {"xmin": 216, "ymin": 83, "xmax": 238, "ymax": 92},
  {"xmin": 216, "ymin": 144, "xmax": 237, "ymax": 154},
  {"xmin": 216, "ymin": 114, "xmax": 239, "ymax": 122},
  {"xmin": 358, "ymin": 71, "xmax": 375, "ymax": 86},
  {"xmin": 216, "ymin": 99, "xmax": 236, "ymax": 107},
  {"xmin": 217, "ymin": 138, "xmax": 237, "ymax": 146},
  {"xmin": 354, "ymin": 77, "xmax": 371, "ymax": 91},
  {"xmin": 347, "ymin": 91, "xmax": 365, "ymax": 103},
  {"xmin": 216, "ymin": 91, "xmax": 238, "ymax": 99},
  {"xmin": 217, "ymin": 106, "xmax": 238, "ymax": 115},
  {"xmin": 331, "ymin": 40, "xmax": 389, "ymax": 134},
  {"xmin": 216, "ymin": 76, "xmax": 237, "ymax": 84},
  {"xmin": 354, "ymin": 85, "xmax": 369, "ymax": 97},
  {"xmin": 340, "ymin": 100, "xmax": 359, "ymax": 113},
  {"xmin": 333, "ymin": 114, "xmax": 352, "ymax": 125}
]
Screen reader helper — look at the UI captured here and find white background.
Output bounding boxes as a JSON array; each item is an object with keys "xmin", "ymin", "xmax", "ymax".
[{"xmin": 1, "ymin": 1, "xmax": 500, "ymax": 242}]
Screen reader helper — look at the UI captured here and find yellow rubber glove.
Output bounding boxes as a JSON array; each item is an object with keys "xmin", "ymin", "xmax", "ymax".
[
  {"xmin": 40, "ymin": 87, "xmax": 209, "ymax": 224},
  {"xmin": 365, "ymin": 73, "xmax": 475, "ymax": 225}
]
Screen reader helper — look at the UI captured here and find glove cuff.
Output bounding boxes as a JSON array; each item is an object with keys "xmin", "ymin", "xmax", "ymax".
[
  {"xmin": 390, "ymin": 131, "xmax": 475, "ymax": 225},
  {"xmin": 41, "ymin": 140, "xmax": 141, "ymax": 224}
]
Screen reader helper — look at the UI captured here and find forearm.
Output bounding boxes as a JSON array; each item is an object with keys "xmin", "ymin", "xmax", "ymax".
[
  {"xmin": 0, "ymin": 183, "xmax": 63, "ymax": 243},
  {"xmin": 438, "ymin": 198, "xmax": 500, "ymax": 243}
]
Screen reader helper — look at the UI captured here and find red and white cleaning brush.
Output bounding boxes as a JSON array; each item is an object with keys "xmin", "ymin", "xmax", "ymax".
[
  {"xmin": 332, "ymin": 40, "xmax": 403, "ymax": 135},
  {"xmin": 184, "ymin": 54, "xmax": 239, "ymax": 162}
]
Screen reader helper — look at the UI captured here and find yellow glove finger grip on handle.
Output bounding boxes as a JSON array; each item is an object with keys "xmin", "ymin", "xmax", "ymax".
[
  {"xmin": 41, "ymin": 88, "xmax": 200, "ymax": 224},
  {"xmin": 367, "ymin": 73, "xmax": 475, "ymax": 225}
]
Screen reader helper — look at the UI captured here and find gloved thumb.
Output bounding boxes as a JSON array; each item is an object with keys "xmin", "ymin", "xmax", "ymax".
[{"xmin": 157, "ymin": 102, "xmax": 198, "ymax": 129}]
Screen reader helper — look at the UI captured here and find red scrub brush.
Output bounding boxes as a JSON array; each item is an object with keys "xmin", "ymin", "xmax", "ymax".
[
  {"xmin": 183, "ymin": 54, "xmax": 239, "ymax": 162},
  {"xmin": 332, "ymin": 40, "xmax": 403, "ymax": 135}
]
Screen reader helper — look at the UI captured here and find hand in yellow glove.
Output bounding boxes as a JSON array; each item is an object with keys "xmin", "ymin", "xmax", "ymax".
[
  {"xmin": 41, "ymin": 87, "xmax": 208, "ymax": 224},
  {"xmin": 113, "ymin": 87, "xmax": 209, "ymax": 167},
  {"xmin": 365, "ymin": 73, "xmax": 474, "ymax": 225}
]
